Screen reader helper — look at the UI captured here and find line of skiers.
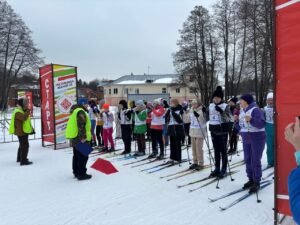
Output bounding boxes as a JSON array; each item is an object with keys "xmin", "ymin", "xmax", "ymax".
[{"xmin": 9, "ymin": 86, "xmax": 275, "ymax": 190}]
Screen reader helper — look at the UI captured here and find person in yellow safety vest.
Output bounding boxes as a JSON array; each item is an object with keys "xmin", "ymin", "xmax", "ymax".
[
  {"xmin": 9, "ymin": 98, "xmax": 34, "ymax": 166},
  {"xmin": 66, "ymin": 105, "xmax": 92, "ymax": 181}
]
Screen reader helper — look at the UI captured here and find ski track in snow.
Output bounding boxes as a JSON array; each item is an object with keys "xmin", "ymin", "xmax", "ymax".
[{"xmin": 0, "ymin": 137, "xmax": 274, "ymax": 225}]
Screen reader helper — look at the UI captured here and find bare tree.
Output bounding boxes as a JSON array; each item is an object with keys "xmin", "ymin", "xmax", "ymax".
[{"xmin": 0, "ymin": 0, "xmax": 43, "ymax": 110}]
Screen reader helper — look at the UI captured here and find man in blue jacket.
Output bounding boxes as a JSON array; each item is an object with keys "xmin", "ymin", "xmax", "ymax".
[{"xmin": 285, "ymin": 117, "xmax": 300, "ymax": 224}]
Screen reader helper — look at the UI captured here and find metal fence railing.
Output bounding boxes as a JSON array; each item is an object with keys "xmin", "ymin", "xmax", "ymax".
[{"xmin": 0, "ymin": 116, "xmax": 41, "ymax": 143}]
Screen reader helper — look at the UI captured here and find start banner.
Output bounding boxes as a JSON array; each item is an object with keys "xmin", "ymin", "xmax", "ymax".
[{"xmin": 39, "ymin": 64, "xmax": 78, "ymax": 149}]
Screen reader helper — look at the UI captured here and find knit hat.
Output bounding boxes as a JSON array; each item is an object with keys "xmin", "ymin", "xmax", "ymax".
[
  {"xmin": 136, "ymin": 100, "xmax": 145, "ymax": 107},
  {"xmin": 213, "ymin": 86, "xmax": 224, "ymax": 99},
  {"xmin": 267, "ymin": 92, "xmax": 274, "ymax": 100},
  {"xmin": 240, "ymin": 94, "xmax": 254, "ymax": 105},
  {"xmin": 228, "ymin": 97, "xmax": 238, "ymax": 104},
  {"xmin": 153, "ymin": 98, "xmax": 161, "ymax": 107},
  {"xmin": 102, "ymin": 103, "xmax": 109, "ymax": 109}
]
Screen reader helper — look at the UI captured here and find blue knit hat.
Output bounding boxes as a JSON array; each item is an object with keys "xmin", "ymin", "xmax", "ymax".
[{"xmin": 240, "ymin": 94, "xmax": 254, "ymax": 104}]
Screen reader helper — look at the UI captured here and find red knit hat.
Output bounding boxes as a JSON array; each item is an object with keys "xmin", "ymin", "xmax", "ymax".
[{"xmin": 102, "ymin": 103, "xmax": 109, "ymax": 109}]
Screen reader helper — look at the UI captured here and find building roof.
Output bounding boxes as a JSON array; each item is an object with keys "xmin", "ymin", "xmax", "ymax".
[{"xmin": 103, "ymin": 74, "xmax": 178, "ymax": 86}]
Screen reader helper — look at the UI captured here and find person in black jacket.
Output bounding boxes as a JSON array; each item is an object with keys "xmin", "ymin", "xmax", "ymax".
[
  {"xmin": 207, "ymin": 86, "xmax": 232, "ymax": 178},
  {"xmin": 165, "ymin": 98, "xmax": 185, "ymax": 163},
  {"xmin": 119, "ymin": 100, "xmax": 132, "ymax": 155}
]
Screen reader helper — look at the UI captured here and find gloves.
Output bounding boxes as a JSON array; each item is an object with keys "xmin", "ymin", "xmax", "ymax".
[
  {"xmin": 202, "ymin": 106, "xmax": 206, "ymax": 114},
  {"xmin": 163, "ymin": 100, "xmax": 169, "ymax": 108},
  {"xmin": 193, "ymin": 111, "xmax": 200, "ymax": 118},
  {"xmin": 215, "ymin": 105, "xmax": 223, "ymax": 113}
]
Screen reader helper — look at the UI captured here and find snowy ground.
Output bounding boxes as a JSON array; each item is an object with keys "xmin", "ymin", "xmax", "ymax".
[{"xmin": 0, "ymin": 135, "xmax": 275, "ymax": 225}]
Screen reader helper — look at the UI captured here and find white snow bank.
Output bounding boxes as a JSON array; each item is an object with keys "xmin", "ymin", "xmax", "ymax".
[{"xmin": 0, "ymin": 136, "xmax": 275, "ymax": 225}]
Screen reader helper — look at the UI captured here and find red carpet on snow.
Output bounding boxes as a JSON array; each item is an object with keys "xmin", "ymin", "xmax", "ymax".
[{"xmin": 91, "ymin": 158, "xmax": 119, "ymax": 175}]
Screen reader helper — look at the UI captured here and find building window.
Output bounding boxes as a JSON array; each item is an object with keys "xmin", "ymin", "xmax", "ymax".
[
  {"xmin": 162, "ymin": 88, "xmax": 167, "ymax": 94},
  {"xmin": 175, "ymin": 88, "xmax": 180, "ymax": 93},
  {"xmin": 124, "ymin": 88, "xmax": 128, "ymax": 94},
  {"xmin": 113, "ymin": 88, "xmax": 118, "ymax": 94},
  {"xmin": 109, "ymin": 89, "xmax": 111, "ymax": 95},
  {"xmin": 135, "ymin": 88, "xmax": 139, "ymax": 94}
]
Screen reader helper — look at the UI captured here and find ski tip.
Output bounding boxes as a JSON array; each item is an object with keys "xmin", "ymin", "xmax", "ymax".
[
  {"xmin": 189, "ymin": 189, "xmax": 194, "ymax": 193},
  {"xmin": 219, "ymin": 207, "xmax": 226, "ymax": 211}
]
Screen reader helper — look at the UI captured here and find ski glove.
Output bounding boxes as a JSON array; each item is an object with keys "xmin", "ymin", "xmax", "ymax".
[{"xmin": 202, "ymin": 106, "xmax": 207, "ymax": 114}]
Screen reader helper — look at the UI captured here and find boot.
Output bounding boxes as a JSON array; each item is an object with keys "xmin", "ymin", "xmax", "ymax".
[
  {"xmin": 148, "ymin": 152, "xmax": 157, "ymax": 158},
  {"xmin": 109, "ymin": 147, "xmax": 115, "ymax": 152},
  {"xmin": 242, "ymin": 180, "xmax": 254, "ymax": 190},
  {"xmin": 195, "ymin": 165, "xmax": 205, "ymax": 171},
  {"xmin": 156, "ymin": 154, "xmax": 164, "ymax": 160},
  {"xmin": 248, "ymin": 182, "xmax": 260, "ymax": 193},
  {"xmin": 228, "ymin": 148, "xmax": 236, "ymax": 155},
  {"xmin": 134, "ymin": 152, "xmax": 145, "ymax": 157},
  {"xmin": 77, "ymin": 174, "xmax": 92, "ymax": 181},
  {"xmin": 121, "ymin": 150, "xmax": 130, "ymax": 155},
  {"xmin": 20, "ymin": 161, "xmax": 33, "ymax": 166},
  {"xmin": 209, "ymin": 169, "xmax": 220, "ymax": 178},
  {"xmin": 189, "ymin": 163, "xmax": 199, "ymax": 170},
  {"xmin": 218, "ymin": 169, "xmax": 227, "ymax": 179}
]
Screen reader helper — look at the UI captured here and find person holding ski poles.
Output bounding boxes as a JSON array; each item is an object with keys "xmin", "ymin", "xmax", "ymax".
[
  {"xmin": 132, "ymin": 100, "xmax": 147, "ymax": 157},
  {"xmin": 149, "ymin": 99, "xmax": 165, "ymax": 159},
  {"xmin": 285, "ymin": 117, "xmax": 300, "ymax": 225},
  {"xmin": 165, "ymin": 98, "xmax": 184, "ymax": 163},
  {"xmin": 118, "ymin": 100, "xmax": 132, "ymax": 155},
  {"xmin": 189, "ymin": 99, "xmax": 207, "ymax": 170},
  {"xmin": 88, "ymin": 100, "xmax": 99, "ymax": 147},
  {"xmin": 182, "ymin": 101, "xmax": 191, "ymax": 146},
  {"xmin": 264, "ymin": 92, "xmax": 274, "ymax": 168},
  {"xmin": 101, "ymin": 103, "xmax": 115, "ymax": 152},
  {"xmin": 66, "ymin": 105, "xmax": 92, "ymax": 180},
  {"xmin": 9, "ymin": 98, "xmax": 34, "ymax": 166},
  {"xmin": 207, "ymin": 86, "xmax": 232, "ymax": 178},
  {"xmin": 234, "ymin": 94, "xmax": 266, "ymax": 193},
  {"xmin": 227, "ymin": 97, "xmax": 240, "ymax": 155}
]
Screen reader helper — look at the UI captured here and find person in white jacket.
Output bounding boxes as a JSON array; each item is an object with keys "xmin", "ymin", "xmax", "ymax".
[{"xmin": 189, "ymin": 99, "xmax": 207, "ymax": 170}]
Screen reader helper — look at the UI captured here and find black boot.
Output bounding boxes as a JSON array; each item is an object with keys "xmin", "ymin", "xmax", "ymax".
[
  {"xmin": 148, "ymin": 152, "xmax": 157, "ymax": 158},
  {"xmin": 189, "ymin": 163, "xmax": 199, "ymax": 170},
  {"xmin": 121, "ymin": 150, "xmax": 130, "ymax": 155},
  {"xmin": 218, "ymin": 169, "xmax": 227, "ymax": 179},
  {"xmin": 242, "ymin": 180, "xmax": 254, "ymax": 190},
  {"xmin": 209, "ymin": 169, "xmax": 220, "ymax": 178},
  {"xmin": 20, "ymin": 161, "xmax": 33, "ymax": 166},
  {"xmin": 77, "ymin": 174, "xmax": 92, "ymax": 181},
  {"xmin": 248, "ymin": 182, "xmax": 260, "ymax": 193}
]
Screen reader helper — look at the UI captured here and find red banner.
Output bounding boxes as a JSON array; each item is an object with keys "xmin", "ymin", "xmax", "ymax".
[
  {"xmin": 39, "ymin": 65, "xmax": 55, "ymax": 143},
  {"xmin": 275, "ymin": 0, "xmax": 300, "ymax": 216}
]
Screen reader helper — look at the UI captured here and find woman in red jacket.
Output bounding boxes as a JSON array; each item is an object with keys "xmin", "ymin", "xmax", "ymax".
[{"xmin": 149, "ymin": 99, "xmax": 166, "ymax": 159}]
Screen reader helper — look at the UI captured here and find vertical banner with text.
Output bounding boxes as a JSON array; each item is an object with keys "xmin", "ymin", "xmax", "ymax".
[{"xmin": 39, "ymin": 64, "xmax": 78, "ymax": 148}]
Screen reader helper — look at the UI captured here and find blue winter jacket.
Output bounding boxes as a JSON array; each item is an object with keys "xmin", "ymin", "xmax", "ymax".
[{"xmin": 288, "ymin": 151, "xmax": 300, "ymax": 224}]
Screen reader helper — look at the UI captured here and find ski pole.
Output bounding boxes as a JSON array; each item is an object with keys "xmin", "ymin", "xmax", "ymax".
[
  {"xmin": 247, "ymin": 121, "xmax": 261, "ymax": 203},
  {"xmin": 195, "ymin": 115, "xmax": 215, "ymax": 172}
]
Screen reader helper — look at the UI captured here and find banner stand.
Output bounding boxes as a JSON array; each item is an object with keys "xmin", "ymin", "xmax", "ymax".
[{"xmin": 39, "ymin": 64, "xmax": 78, "ymax": 150}]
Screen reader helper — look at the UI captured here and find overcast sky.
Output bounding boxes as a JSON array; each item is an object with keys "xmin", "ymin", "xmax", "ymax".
[{"xmin": 8, "ymin": 0, "xmax": 216, "ymax": 81}]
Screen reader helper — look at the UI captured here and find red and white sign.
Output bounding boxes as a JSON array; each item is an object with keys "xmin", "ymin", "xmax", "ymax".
[
  {"xmin": 275, "ymin": 0, "xmax": 300, "ymax": 217},
  {"xmin": 39, "ymin": 65, "xmax": 55, "ymax": 143}
]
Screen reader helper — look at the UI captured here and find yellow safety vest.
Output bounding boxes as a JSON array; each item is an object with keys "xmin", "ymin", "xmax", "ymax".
[
  {"xmin": 9, "ymin": 108, "xmax": 33, "ymax": 135},
  {"xmin": 66, "ymin": 108, "xmax": 92, "ymax": 141}
]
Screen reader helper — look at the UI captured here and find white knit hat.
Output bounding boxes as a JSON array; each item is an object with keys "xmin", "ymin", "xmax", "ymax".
[{"xmin": 267, "ymin": 92, "xmax": 274, "ymax": 99}]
